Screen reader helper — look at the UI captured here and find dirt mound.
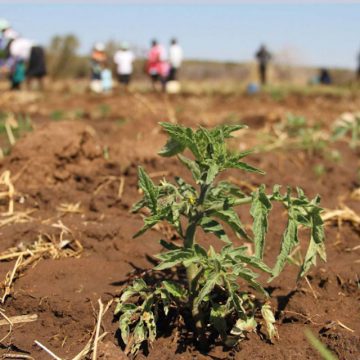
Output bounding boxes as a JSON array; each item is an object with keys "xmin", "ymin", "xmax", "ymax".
[{"xmin": 4, "ymin": 121, "xmax": 103, "ymax": 189}]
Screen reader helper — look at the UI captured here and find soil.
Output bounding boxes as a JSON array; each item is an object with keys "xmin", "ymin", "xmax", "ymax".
[{"xmin": 0, "ymin": 89, "xmax": 359, "ymax": 359}]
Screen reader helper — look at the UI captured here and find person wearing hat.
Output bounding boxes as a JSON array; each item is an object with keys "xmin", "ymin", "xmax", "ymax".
[
  {"xmin": 0, "ymin": 19, "xmax": 47, "ymax": 90},
  {"xmin": 113, "ymin": 42, "xmax": 135, "ymax": 91},
  {"xmin": 90, "ymin": 42, "xmax": 107, "ymax": 80},
  {"xmin": 90, "ymin": 42, "xmax": 107, "ymax": 93}
]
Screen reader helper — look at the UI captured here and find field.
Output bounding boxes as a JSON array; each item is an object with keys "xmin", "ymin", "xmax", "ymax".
[{"xmin": 0, "ymin": 82, "xmax": 359, "ymax": 359}]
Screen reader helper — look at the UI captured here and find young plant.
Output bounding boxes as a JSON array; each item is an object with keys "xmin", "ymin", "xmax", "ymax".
[
  {"xmin": 332, "ymin": 112, "xmax": 360, "ymax": 149},
  {"xmin": 115, "ymin": 123, "xmax": 326, "ymax": 357}
]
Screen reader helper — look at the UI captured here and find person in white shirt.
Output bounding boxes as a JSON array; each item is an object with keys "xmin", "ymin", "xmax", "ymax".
[
  {"xmin": 113, "ymin": 42, "xmax": 135, "ymax": 90},
  {"xmin": 1, "ymin": 22, "xmax": 46, "ymax": 90},
  {"xmin": 168, "ymin": 38, "xmax": 183, "ymax": 81}
]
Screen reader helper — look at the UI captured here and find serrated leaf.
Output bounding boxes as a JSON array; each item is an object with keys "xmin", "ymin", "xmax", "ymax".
[
  {"xmin": 131, "ymin": 198, "xmax": 147, "ymax": 213},
  {"xmin": 154, "ymin": 249, "xmax": 194, "ymax": 270},
  {"xmin": 162, "ymin": 280, "xmax": 186, "ymax": 299},
  {"xmin": 138, "ymin": 166, "xmax": 158, "ymax": 212},
  {"xmin": 178, "ymin": 154, "xmax": 201, "ymax": 182},
  {"xmin": 193, "ymin": 273, "xmax": 219, "ymax": 310},
  {"xmin": 133, "ymin": 214, "xmax": 163, "ymax": 238},
  {"xmin": 158, "ymin": 136, "xmax": 185, "ymax": 157},
  {"xmin": 221, "ymin": 124, "xmax": 247, "ymax": 138},
  {"xmin": 160, "ymin": 122, "xmax": 201, "ymax": 159},
  {"xmin": 250, "ymin": 185, "xmax": 272, "ymax": 259},
  {"xmin": 227, "ymin": 160, "xmax": 265, "ymax": 174},
  {"xmin": 235, "ymin": 267, "xmax": 268, "ymax": 297},
  {"xmin": 234, "ymin": 253, "xmax": 272, "ymax": 274},
  {"xmin": 200, "ymin": 216, "xmax": 231, "ymax": 244},
  {"xmin": 205, "ymin": 162, "xmax": 219, "ymax": 184},
  {"xmin": 298, "ymin": 210, "xmax": 326, "ymax": 278},
  {"xmin": 210, "ymin": 208, "xmax": 250, "ymax": 241},
  {"xmin": 271, "ymin": 217, "xmax": 298, "ymax": 280}
]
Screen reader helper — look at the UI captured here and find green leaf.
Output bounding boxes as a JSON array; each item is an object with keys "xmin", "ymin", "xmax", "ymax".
[
  {"xmin": 210, "ymin": 208, "xmax": 250, "ymax": 241},
  {"xmin": 200, "ymin": 216, "xmax": 231, "ymax": 244},
  {"xmin": 158, "ymin": 137, "xmax": 185, "ymax": 157},
  {"xmin": 154, "ymin": 249, "xmax": 194, "ymax": 270},
  {"xmin": 250, "ymin": 185, "xmax": 272, "ymax": 258},
  {"xmin": 131, "ymin": 198, "xmax": 147, "ymax": 213},
  {"xmin": 210, "ymin": 303, "xmax": 229, "ymax": 338},
  {"xmin": 298, "ymin": 210, "xmax": 326, "ymax": 278},
  {"xmin": 133, "ymin": 213, "xmax": 163, "ymax": 238},
  {"xmin": 159, "ymin": 239, "xmax": 181, "ymax": 251},
  {"xmin": 235, "ymin": 267, "xmax": 268, "ymax": 297},
  {"xmin": 160, "ymin": 122, "xmax": 201, "ymax": 159},
  {"xmin": 234, "ymin": 253, "xmax": 272, "ymax": 274},
  {"xmin": 138, "ymin": 166, "xmax": 158, "ymax": 212},
  {"xmin": 271, "ymin": 217, "xmax": 298, "ymax": 280},
  {"xmin": 221, "ymin": 124, "xmax": 247, "ymax": 138},
  {"xmin": 226, "ymin": 160, "xmax": 265, "ymax": 174},
  {"xmin": 178, "ymin": 154, "xmax": 201, "ymax": 182},
  {"xmin": 162, "ymin": 280, "xmax": 187, "ymax": 299},
  {"xmin": 205, "ymin": 162, "xmax": 219, "ymax": 184},
  {"xmin": 193, "ymin": 273, "xmax": 219, "ymax": 310},
  {"xmin": 132, "ymin": 279, "xmax": 148, "ymax": 292},
  {"xmin": 130, "ymin": 321, "xmax": 146, "ymax": 355},
  {"xmin": 119, "ymin": 311, "xmax": 133, "ymax": 344},
  {"xmin": 305, "ymin": 329, "xmax": 338, "ymax": 360}
]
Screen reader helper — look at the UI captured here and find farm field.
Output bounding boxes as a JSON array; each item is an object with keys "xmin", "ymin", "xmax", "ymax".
[{"xmin": 0, "ymin": 85, "xmax": 359, "ymax": 360}]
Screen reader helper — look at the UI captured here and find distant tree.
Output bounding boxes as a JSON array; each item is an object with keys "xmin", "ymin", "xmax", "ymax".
[{"xmin": 47, "ymin": 34, "xmax": 86, "ymax": 78}]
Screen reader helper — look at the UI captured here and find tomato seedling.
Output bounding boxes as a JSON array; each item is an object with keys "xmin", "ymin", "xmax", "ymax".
[{"xmin": 115, "ymin": 123, "xmax": 326, "ymax": 357}]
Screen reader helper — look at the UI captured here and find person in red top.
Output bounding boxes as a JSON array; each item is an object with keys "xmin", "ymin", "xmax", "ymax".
[{"xmin": 147, "ymin": 39, "xmax": 169, "ymax": 91}]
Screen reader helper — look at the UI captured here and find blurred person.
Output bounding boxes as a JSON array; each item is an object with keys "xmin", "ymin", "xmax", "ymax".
[
  {"xmin": 90, "ymin": 42, "xmax": 106, "ymax": 79},
  {"xmin": 255, "ymin": 44, "xmax": 271, "ymax": 85},
  {"xmin": 168, "ymin": 38, "xmax": 183, "ymax": 81},
  {"xmin": 90, "ymin": 42, "xmax": 107, "ymax": 93},
  {"xmin": 319, "ymin": 68, "xmax": 332, "ymax": 85},
  {"xmin": 146, "ymin": 39, "xmax": 169, "ymax": 91},
  {"xmin": 10, "ymin": 59, "xmax": 26, "ymax": 90},
  {"xmin": 357, "ymin": 50, "xmax": 360, "ymax": 80},
  {"xmin": 113, "ymin": 42, "xmax": 135, "ymax": 91},
  {"xmin": 0, "ymin": 19, "xmax": 46, "ymax": 90},
  {"xmin": 101, "ymin": 62, "xmax": 113, "ymax": 94}
]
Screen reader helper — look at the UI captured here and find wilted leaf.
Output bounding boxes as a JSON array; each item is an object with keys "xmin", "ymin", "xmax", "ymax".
[{"xmin": 261, "ymin": 304, "xmax": 279, "ymax": 342}]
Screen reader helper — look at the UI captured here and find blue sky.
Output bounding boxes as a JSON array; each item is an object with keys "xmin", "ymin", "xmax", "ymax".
[{"xmin": 0, "ymin": 3, "xmax": 359, "ymax": 68}]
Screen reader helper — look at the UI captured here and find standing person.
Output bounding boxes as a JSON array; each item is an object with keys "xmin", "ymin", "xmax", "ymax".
[
  {"xmin": 101, "ymin": 62, "xmax": 113, "ymax": 94},
  {"xmin": 113, "ymin": 42, "xmax": 135, "ymax": 91},
  {"xmin": 0, "ymin": 20, "xmax": 46, "ymax": 90},
  {"xmin": 168, "ymin": 38, "xmax": 183, "ymax": 81},
  {"xmin": 90, "ymin": 42, "xmax": 107, "ymax": 93},
  {"xmin": 146, "ymin": 39, "xmax": 169, "ymax": 91},
  {"xmin": 255, "ymin": 44, "xmax": 271, "ymax": 85},
  {"xmin": 357, "ymin": 50, "xmax": 360, "ymax": 80}
]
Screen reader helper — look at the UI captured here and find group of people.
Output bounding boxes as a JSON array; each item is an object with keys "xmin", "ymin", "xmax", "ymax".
[
  {"xmin": 0, "ymin": 19, "xmax": 47, "ymax": 90},
  {"xmin": 90, "ymin": 38, "xmax": 183, "ymax": 93},
  {"xmin": 1, "ymin": 17, "xmax": 359, "ymax": 93}
]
